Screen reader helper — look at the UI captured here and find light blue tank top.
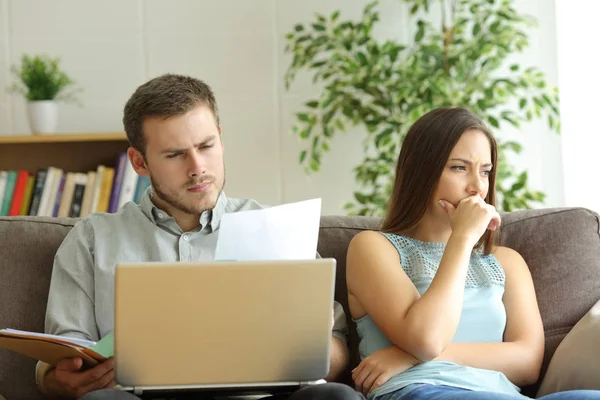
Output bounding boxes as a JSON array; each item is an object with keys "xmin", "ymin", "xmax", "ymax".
[{"xmin": 355, "ymin": 232, "xmax": 524, "ymax": 399}]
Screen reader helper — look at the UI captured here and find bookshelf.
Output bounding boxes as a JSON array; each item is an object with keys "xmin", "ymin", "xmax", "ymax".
[{"xmin": 0, "ymin": 133, "xmax": 130, "ymax": 172}]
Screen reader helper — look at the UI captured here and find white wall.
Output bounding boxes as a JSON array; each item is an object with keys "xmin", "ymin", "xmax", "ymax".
[
  {"xmin": 555, "ymin": 0, "xmax": 600, "ymax": 213},
  {"xmin": 0, "ymin": 0, "xmax": 563, "ymax": 214}
]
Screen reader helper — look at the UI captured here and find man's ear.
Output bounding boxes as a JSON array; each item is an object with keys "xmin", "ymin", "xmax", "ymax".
[{"xmin": 128, "ymin": 147, "xmax": 149, "ymax": 176}]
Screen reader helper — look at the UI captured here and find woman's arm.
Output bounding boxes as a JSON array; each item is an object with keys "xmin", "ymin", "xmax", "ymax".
[
  {"xmin": 433, "ymin": 246, "xmax": 545, "ymax": 386},
  {"xmin": 347, "ymin": 230, "xmax": 474, "ymax": 362}
]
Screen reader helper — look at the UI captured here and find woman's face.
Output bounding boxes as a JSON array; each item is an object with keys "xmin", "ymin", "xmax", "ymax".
[{"xmin": 432, "ymin": 129, "xmax": 493, "ymax": 209}]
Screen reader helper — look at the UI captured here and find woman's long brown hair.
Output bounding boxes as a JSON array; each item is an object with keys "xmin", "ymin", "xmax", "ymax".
[{"xmin": 381, "ymin": 107, "xmax": 498, "ymax": 255}]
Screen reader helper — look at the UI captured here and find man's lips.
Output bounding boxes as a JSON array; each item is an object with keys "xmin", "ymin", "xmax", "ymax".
[{"xmin": 187, "ymin": 182, "xmax": 211, "ymax": 192}]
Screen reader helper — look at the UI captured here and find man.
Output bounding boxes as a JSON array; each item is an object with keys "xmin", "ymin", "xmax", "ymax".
[{"xmin": 36, "ymin": 74, "xmax": 362, "ymax": 400}]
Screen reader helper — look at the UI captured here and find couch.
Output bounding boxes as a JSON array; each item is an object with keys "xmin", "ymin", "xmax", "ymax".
[{"xmin": 1, "ymin": 207, "xmax": 599, "ymax": 399}]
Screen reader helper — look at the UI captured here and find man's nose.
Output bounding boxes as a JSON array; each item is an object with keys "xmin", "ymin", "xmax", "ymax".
[{"xmin": 188, "ymin": 152, "xmax": 206, "ymax": 177}]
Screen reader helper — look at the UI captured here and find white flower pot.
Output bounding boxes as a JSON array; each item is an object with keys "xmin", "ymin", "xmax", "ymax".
[{"xmin": 27, "ymin": 100, "xmax": 59, "ymax": 134}]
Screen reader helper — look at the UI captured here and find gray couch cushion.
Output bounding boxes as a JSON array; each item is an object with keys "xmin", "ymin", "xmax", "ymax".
[
  {"xmin": 497, "ymin": 208, "xmax": 600, "ymax": 395},
  {"xmin": 0, "ymin": 216, "xmax": 76, "ymax": 400}
]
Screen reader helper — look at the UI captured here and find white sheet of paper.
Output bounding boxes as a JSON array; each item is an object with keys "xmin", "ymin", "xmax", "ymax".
[{"xmin": 214, "ymin": 198, "xmax": 321, "ymax": 261}]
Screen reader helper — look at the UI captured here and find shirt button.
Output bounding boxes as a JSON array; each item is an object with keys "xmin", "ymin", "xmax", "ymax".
[
  {"xmin": 182, "ymin": 234, "xmax": 189, "ymax": 241},
  {"xmin": 157, "ymin": 212, "xmax": 164, "ymax": 219}
]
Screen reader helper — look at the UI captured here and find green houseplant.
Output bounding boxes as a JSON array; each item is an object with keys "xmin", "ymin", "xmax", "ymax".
[
  {"xmin": 9, "ymin": 54, "xmax": 81, "ymax": 134},
  {"xmin": 284, "ymin": 0, "xmax": 560, "ymax": 215}
]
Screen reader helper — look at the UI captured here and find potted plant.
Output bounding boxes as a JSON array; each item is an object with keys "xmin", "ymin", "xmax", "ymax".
[
  {"xmin": 284, "ymin": 0, "xmax": 560, "ymax": 214},
  {"xmin": 9, "ymin": 54, "xmax": 81, "ymax": 135}
]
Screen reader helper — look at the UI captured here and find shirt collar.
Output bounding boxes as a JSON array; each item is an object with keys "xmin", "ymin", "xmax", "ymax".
[{"xmin": 140, "ymin": 186, "xmax": 229, "ymax": 232}]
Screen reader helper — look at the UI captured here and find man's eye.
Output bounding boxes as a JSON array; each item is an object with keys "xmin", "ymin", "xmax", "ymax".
[{"xmin": 167, "ymin": 153, "xmax": 181, "ymax": 159}]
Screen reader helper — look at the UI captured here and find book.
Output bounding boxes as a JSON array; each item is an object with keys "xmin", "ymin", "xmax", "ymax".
[
  {"xmin": 69, "ymin": 173, "xmax": 88, "ymax": 217},
  {"xmin": 28, "ymin": 169, "xmax": 48, "ymax": 216},
  {"xmin": 79, "ymin": 171, "xmax": 97, "ymax": 217},
  {"xmin": 57, "ymin": 172, "xmax": 76, "ymax": 218},
  {"xmin": 108, "ymin": 152, "xmax": 127, "ymax": 213},
  {"xmin": 51, "ymin": 174, "xmax": 66, "ymax": 217},
  {"xmin": 0, "ymin": 171, "xmax": 17, "ymax": 216},
  {"xmin": 8, "ymin": 170, "xmax": 30, "ymax": 216},
  {"xmin": 19, "ymin": 175, "xmax": 35, "ymax": 216},
  {"xmin": 96, "ymin": 167, "xmax": 115, "ymax": 213},
  {"xmin": 0, "ymin": 329, "xmax": 113, "ymax": 368},
  {"xmin": 0, "ymin": 171, "xmax": 7, "ymax": 212},
  {"xmin": 117, "ymin": 157, "xmax": 137, "ymax": 209}
]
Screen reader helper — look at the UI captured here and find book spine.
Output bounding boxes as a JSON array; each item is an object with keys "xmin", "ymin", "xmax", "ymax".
[
  {"xmin": 8, "ymin": 170, "xmax": 30, "ymax": 216},
  {"xmin": 28, "ymin": 169, "xmax": 48, "ymax": 216},
  {"xmin": 0, "ymin": 171, "xmax": 18, "ymax": 216},
  {"xmin": 69, "ymin": 174, "xmax": 88, "ymax": 218},
  {"xmin": 19, "ymin": 176, "xmax": 36, "ymax": 216},
  {"xmin": 52, "ymin": 174, "xmax": 66, "ymax": 217},
  {"xmin": 116, "ymin": 158, "xmax": 137, "ymax": 209},
  {"xmin": 108, "ymin": 152, "xmax": 127, "ymax": 213}
]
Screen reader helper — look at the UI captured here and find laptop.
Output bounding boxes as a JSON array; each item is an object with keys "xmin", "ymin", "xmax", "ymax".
[{"xmin": 113, "ymin": 258, "xmax": 337, "ymax": 397}]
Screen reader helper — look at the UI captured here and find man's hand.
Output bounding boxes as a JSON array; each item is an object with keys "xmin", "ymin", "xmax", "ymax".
[
  {"xmin": 43, "ymin": 357, "xmax": 115, "ymax": 399},
  {"xmin": 352, "ymin": 346, "xmax": 419, "ymax": 396}
]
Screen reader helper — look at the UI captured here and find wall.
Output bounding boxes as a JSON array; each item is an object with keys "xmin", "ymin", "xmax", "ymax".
[
  {"xmin": 0, "ymin": 0, "xmax": 562, "ymax": 214},
  {"xmin": 555, "ymin": 0, "xmax": 600, "ymax": 213}
]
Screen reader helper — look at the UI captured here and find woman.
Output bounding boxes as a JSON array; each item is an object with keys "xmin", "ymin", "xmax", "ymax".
[{"xmin": 346, "ymin": 107, "xmax": 600, "ymax": 400}]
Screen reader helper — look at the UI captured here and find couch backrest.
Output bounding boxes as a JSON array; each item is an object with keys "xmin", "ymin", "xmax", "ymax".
[
  {"xmin": 0, "ymin": 217, "xmax": 76, "ymax": 400},
  {"xmin": 1, "ymin": 208, "xmax": 599, "ymax": 399}
]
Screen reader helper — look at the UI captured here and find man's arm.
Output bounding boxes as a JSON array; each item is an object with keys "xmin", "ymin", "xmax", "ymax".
[
  {"xmin": 325, "ymin": 301, "xmax": 350, "ymax": 381},
  {"xmin": 36, "ymin": 219, "xmax": 111, "ymax": 397}
]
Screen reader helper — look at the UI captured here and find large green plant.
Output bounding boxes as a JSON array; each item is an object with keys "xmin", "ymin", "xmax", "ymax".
[
  {"xmin": 284, "ymin": 0, "xmax": 560, "ymax": 215},
  {"xmin": 9, "ymin": 54, "xmax": 81, "ymax": 103}
]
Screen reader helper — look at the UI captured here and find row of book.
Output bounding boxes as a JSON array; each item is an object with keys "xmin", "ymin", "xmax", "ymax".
[{"xmin": 0, "ymin": 152, "xmax": 151, "ymax": 218}]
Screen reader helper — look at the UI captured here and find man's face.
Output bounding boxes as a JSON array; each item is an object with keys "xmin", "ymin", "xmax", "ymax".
[{"xmin": 130, "ymin": 104, "xmax": 225, "ymax": 221}]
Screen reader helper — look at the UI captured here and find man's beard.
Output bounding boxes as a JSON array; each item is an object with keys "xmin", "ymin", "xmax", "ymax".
[{"xmin": 149, "ymin": 174, "xmax": 226, "ymax": 216}]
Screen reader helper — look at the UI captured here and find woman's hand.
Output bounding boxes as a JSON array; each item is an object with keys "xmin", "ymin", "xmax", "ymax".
[
  {"xmin": 352, "ymin": 346, "xmax": 419, "ymax": 396},
  {"xmin": 439, "ymin": 195, "xmax": 501, "ymax": 246}
]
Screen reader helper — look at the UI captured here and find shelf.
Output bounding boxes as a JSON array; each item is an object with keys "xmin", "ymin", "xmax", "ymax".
[
  {"xmin": 0, "ymin": 132, "xmax": 127, "ymax": 144},
  {"xmin": 0, "ymin": 133, "xmax": 130, "ymax": 172}
]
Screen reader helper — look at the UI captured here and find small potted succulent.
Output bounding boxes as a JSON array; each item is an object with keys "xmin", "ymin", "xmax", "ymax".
[{"xmin": 9, "ymin": 54, "xmax": 81, "ymax": 134}]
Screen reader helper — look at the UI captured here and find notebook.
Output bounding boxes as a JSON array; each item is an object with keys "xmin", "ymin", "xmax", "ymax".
[{"xmin": 114, "ymin": 259, "xmax": 336, "ymax": 397}]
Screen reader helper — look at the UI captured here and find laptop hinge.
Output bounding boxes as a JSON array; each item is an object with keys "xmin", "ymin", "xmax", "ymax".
[{"xmin": 133, "ymin": 386, "xmax": 143, "ymax": 396}]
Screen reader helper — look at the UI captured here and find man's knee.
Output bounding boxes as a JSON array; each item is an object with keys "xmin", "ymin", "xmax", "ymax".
[
  {"xmin": 79, "ymin": 388, "xmax": 140, "ymax": 400},
  {"xmin": 288, "ymin": 382, "xmax": 365, "ymax": 400}
]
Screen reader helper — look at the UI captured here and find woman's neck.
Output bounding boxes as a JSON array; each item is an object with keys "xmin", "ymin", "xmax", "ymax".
[{"xmin": 403, "ymin": 210, "xmax": 452, "ymax": 244}]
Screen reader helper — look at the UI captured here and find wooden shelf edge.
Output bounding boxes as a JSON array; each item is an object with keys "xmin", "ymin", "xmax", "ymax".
[{"xmin": 0, "ymin": 133, "xmax": 128, "ymax": 144}]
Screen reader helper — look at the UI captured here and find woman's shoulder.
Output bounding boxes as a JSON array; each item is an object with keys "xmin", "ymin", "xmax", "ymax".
[
  {"xmin": 348, "ymin": 230, "xmax": 399, "ymax": 259},
  {"xmin": 350, "ymin": 229, "xmax": 391, "ymax": 247},
  {"xmin": 491, "ymin": 245, "xmax": 528, "ymax": 273}
]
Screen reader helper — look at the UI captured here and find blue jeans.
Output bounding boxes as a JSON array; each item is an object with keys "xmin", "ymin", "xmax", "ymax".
[{"xmin": 378, "ymin": 384, "xmax": 600, "ymax": 400}]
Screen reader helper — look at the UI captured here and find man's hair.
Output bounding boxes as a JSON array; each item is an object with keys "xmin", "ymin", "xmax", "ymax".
[{"xmin": 123, "ymin": 73, "xmax": 220, "ymax": 154}]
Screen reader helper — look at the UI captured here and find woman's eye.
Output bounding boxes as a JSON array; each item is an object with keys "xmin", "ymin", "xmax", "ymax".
[{"xmin": 451, "ymin": 166, "xmax": 466, "ymax": 171}]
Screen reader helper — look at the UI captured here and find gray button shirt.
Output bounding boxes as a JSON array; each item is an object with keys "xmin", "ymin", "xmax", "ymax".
[{"xmin": 44, "ymin": 188, "xmax": 348, "ymax": 344}]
